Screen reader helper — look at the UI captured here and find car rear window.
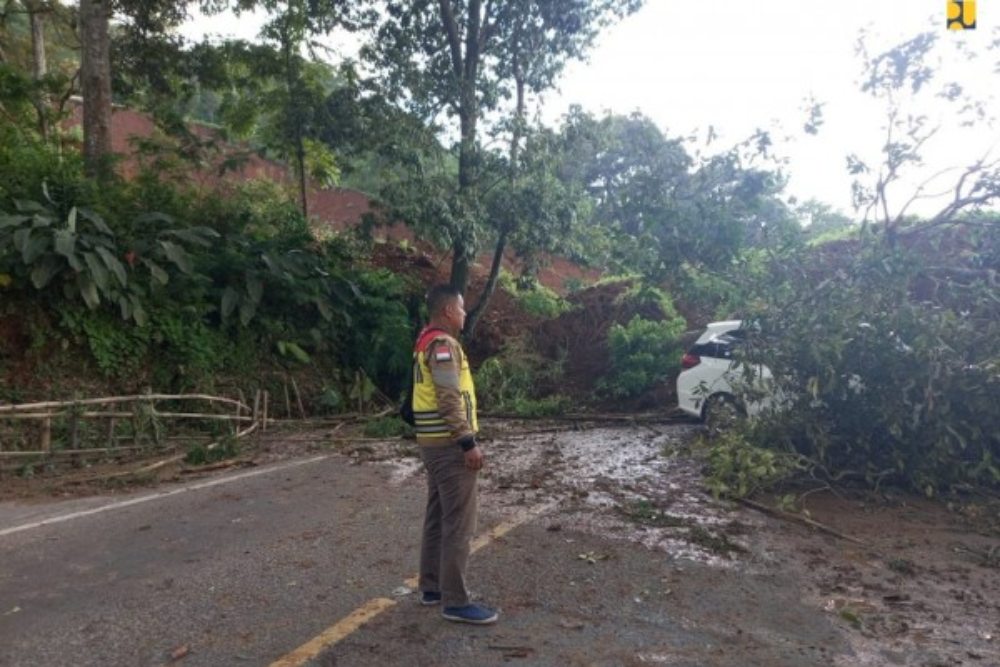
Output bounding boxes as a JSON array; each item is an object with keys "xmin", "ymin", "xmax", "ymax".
[{"xmin": 689, "ymin": 330, "xmax": 744, "ymax": 359}]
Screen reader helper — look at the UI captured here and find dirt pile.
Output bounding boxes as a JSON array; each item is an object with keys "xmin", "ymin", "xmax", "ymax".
[{"xmin": 530, "ymin": 280, "xmax": 679, "ymax": 408}]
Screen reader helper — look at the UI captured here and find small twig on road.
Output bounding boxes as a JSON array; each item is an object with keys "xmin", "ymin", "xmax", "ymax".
[
  {"xmin": 737, "ymin": 498, "xmax": 867, "ymax": 546},
  {"xmin": 180, "ymin": 459, "xmax": 253, "ymax": 474},
  {"xmin": 481, "ymin": 411, "xmax": 692, "ymax": 423}
]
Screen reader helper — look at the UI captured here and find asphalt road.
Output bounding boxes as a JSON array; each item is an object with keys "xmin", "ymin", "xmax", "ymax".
[{"xmin": 0, "ymin": 435, "xmax": 851, "ymax": 667}]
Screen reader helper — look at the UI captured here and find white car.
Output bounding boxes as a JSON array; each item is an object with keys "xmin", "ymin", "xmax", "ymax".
[{"xmin": 676, "ymin": 320, "xmax": 773, "ymax": 426}]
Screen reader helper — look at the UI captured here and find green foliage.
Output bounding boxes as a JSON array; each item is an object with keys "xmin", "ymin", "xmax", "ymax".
[
  {"xmin": 601, "ymin": 314, "xmax": 686, "ymax": 398},
  {"xmin": 0, "ymin": 129, "xmax": 418, "ymax": 400},
  {"xmin": 362, "ymin": 416, "xmax": 411, "ymax": 438},
  {"xmin": 0, "ymin": 185, "xmax": 219, "ymax": 326},
  {"xmin": 555, "ymin": 108, "xmax": 795, "ymax": 280},
  {"xmin": 60, "ymin": 308, "xmax": 151, "ymax": 379},
  {"xmin": 475, "ymin": 340, "xmax": 567, "ymax": 415},
  {"xmin": 734, "ymin": 237, "xmax": 1000, "ymax": 493},
  {"xmin": 617, "ymin": 283, "xmax": 682, "ymax": 320},
  {"xmin": 185, "ymin": 437, "xmax": 240, "ymax": 466},
  {"xmin": 339, "ymin": 269, "xmax": 413, "ymax": 390},
  {"xmin": 508, "ymin": 395, "xmax": 573, "ymax": 418},
  {"xmin": 702, "ymin": 429, "xmax": 805, "ymax": 498},
  {"xmin": 498, "ymin": 272, "xmax": 573, "ymax": 319}
]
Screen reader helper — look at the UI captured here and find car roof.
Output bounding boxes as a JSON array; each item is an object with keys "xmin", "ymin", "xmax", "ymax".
[{"xmin": 695, "ymin": 320, "xmax": 743, "ymax": 345}]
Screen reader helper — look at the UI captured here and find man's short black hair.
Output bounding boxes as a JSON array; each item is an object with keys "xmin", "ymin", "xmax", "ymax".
[{"xmin": 427, "ymin": 284, "xmax": 462, "ymax": 317}]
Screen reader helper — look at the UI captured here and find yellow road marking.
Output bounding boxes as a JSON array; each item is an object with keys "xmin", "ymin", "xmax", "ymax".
[
  {"xmin": 269, "ymin": 597, "xmax": 397, "ymax": 667},
  {"xmin": 273, "ymin": 500, "xmax": 557, "ymax": 666}
]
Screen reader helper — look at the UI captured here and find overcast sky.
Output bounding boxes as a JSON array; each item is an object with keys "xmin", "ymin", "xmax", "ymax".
[{"xmin": 182, "ymin": 1, "xmax": 999, "ymax": 219}]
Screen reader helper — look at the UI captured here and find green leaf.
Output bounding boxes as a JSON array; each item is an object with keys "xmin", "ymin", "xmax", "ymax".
[
  {"xmin": 159, "ymin": 240, "xmax": 192, "ymax": 274},
  {"xmin": 77, "ymin": 274, "xmax": 100, "ymax": 309},
  {"xmin": 54, "ymin": 229, "xmax": 77, "ymax": 259},
  {"xmin": 0, "ymin": 214, "xmax": 29, "ymax": 229},
  {"xmin": 96, "ymin": 247, "xmax": 128, "ymax": 287},
  {"xmin": 144, "ymin": 259, "xmax": 169, "ymax": 286},
  {"xmin": 77, "ymin": 208, "xmax": 113, "ymax": 235},
  {"xmin": 13, "ymin": 199, "xmax": 46, "ymax": 213},
  {"xmin": 66, "ymin": 206, "xmax": 77, "ymax": 233},
  {"xmin": 238, "ymin": 298, "xmax": 257, "ymax": 326},
  {"xmin": 118, "ymin": 296, "xmax": 132, "ymax": 321},
  {"xmin": 83, "ymin": 252, "xmax": 110, "ymax": 290},
  {"xmin": 22, "ymin": 233, "xmax": 48, "ymax": 264},
  {"xmin": 165, "ymin": 227, "xmax": 218, "ymax": 247},
  {"xmin": 13, "ymin": 227, "xmax": 31, "ymax": 254},
  {"xmin": 29, "ymin": 257, "xmax": 61, "ymax": 289},
  {"xmin": 246, "ymin": 275, "xmax": 264, "ymax": 304},
  {"xmin": 278, "ymin": 340, "xmax": 311, "ymax": 364},
  {"xmin": 130, "ymin": 295, "xmax": 148, "ymax": 326},
  {"xmin": 134, "ymin": 212, "xmax": 175, "ymax": 225},
  {"xmin": 221, "ymin": 286, "xmax": 239, "ymax": 318},
  {"xmin": 315, "ymin": 297, "xmax": 333, "ymax": 321}
]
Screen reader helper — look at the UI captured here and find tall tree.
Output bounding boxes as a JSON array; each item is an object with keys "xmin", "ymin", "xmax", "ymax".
[
  {"xmin": 25, "ymin": 0, "xmax": 48, "ymax": 137},
  {"xmin": 845, "ymin": 28, "xmax": 1000, "ymax": 243},
  {"xmin": 78, "ymin": 0, "xmax": 112, "ymax": 178},
  {"xmin": 556, "ymin": 108, "xmax": 792, "ymax": 280},
  {"xmin": 363, "ymin": 0, "xmax": 641, "ymax": 295}
]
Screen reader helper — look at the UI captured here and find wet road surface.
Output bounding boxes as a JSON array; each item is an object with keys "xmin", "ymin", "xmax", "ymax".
[{"xmin": 3, "ymin": 424, "xmax": 982, "ymax": 666}]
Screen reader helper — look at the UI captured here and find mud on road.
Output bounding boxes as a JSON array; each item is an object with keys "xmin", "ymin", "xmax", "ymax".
[{"xmin": 311, "ymin": 419, "xmax": 999, "ymax": 666}]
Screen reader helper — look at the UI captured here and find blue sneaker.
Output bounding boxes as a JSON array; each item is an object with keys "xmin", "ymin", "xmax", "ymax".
[
  {"xmin": 420, "ymin": 591, "xmax": 442, "ymax": 606},
  {"xmin": 442, "ymin": 603, "xmax": 499, "ymax": 625}
]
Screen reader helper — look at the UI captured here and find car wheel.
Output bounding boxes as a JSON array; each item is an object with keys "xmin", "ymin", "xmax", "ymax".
[{"xmin": 703, "ymin": 394, "xmax": 743, "ymax": 433}]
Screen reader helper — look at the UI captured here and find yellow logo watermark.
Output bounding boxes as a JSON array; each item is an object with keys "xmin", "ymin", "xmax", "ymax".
[{"xmin": 947, "ymin": 0, "xmax": 976, "ymax": 29}]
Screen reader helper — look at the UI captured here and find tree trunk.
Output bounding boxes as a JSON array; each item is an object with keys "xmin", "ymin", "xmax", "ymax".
[
  {"xmin": 464, "ymin": 225, "xmax": 508, "ymax": 337},
  {"xmin": 464, "ymin": 71, "xmax": 525, "ymax": 337},
  {"xmin": 282, "ymin": 23, "xmax": 309, "ymax": 219},
  {"xmin": 79, "ymin": 0, "xmax": 113, "ymax": 180},
  {"xmin": 445, "ymin": 0, "xmax": 483, "ymax": 295},
  {"xmin": 27, "ymin": 0, "xmax": 49, "ymax": 139},
  {"xmin": 450, "ymin": 236, "xmax": 470, "ymax": 293},
  {"xmin": 296, "ymin": 137, "xmax": 309, "ymax": 218}
]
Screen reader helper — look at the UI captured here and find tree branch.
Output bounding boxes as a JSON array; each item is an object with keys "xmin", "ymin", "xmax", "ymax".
[
  {"xmin": 479, "ymin": 0, "xmax": 495, "ymax": 50},
  {"xmin": 463, "ymin": 0, "xmax": 482, "ymax": 83},
  {"xmin": 437, "ymin": 0, "xmax": 464, "ymax": 79}
]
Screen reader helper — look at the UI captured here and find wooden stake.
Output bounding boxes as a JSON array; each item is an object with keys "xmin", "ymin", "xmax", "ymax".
[
  {"xmin": 290, "ymin": 376, "xmax": 307, "ymax": 419},
  {"xmin": 262, "ymin": 391, "xmax": 269, "ymax": 432},
  {"xmin": 40, "ymin": 417, "xmax": 51, "ymax": 452}
]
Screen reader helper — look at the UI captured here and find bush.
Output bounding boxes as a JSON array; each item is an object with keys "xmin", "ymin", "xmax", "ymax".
[
  {"xmin": 363, "ymin": 416, "xmax": 411, "ymax": 438},
  {"xmin": 475, "ymin": 339, "xmax": 568, "ymax": 414},
  {"xmin": 737, "ymin": 240, "xmax": 1000, "ymax": 494},
  {"xmin": 508, "ymin": 394, "xmax": 572, "ymax": 417},
  {"xmin": 498, "ymin": 272, "xmax": 573, "ymax": 318},
  {"xmin": 601, "ymin": 314, "xmax": 686, "ymax": 398},
  {"xmin": 703, "ymin": 429, "xmax": 805, "ymax": 498}
]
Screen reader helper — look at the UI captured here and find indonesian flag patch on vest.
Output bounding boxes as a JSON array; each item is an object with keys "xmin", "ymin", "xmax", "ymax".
[{"xmin": 434, "ymin": 349, "xmax": 452, "ymax": 362}]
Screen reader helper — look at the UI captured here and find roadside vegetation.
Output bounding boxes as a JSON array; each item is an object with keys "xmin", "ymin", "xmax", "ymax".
[{"xmin": 0, "ymin": 3, "xmax": 997, "ymax": 499}]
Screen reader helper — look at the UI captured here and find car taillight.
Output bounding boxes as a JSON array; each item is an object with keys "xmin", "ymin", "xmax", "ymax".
[{"xmin": 681, "ymin": 353, "xmax": 701, "ymax": 369}]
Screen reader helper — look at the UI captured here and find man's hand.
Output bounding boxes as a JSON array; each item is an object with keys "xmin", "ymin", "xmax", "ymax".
[{"xmin": 464, "ymin": 445, "xmax": 484, "ymax": 471}]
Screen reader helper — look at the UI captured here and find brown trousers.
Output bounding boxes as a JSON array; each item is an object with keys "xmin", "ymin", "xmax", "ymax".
[{"xmin": 419, "ymin": 444, "xmax": 479, "ymax": 607}]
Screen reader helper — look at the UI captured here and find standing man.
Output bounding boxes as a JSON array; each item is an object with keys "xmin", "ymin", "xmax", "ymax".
[{"xmin": 410, "ymin": 284, "xmax": 498, "ymax": 625}]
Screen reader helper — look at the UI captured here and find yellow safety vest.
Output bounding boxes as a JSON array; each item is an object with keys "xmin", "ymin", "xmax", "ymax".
[{"xmin": 412, "ymin": 333, "xmax": 478, "ymax": 440}]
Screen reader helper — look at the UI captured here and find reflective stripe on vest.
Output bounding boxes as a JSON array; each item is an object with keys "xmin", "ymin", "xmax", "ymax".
[{"xmin": 411, "ymin": 333, "xmax": 478, "ymax": 438}]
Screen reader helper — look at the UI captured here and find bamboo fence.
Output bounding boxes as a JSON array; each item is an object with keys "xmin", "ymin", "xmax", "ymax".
[{"xmin": 0, "ymin": 392, "xmax": 271, "ymax": 469}]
